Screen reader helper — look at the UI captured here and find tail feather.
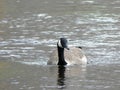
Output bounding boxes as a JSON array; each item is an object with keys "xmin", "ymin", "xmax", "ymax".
[{"xmin": 77, "ymin": 46, "xmax": 82, "ymax": 49}]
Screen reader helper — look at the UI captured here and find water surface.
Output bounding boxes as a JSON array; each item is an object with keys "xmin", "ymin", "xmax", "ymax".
[{"xmin": 0, "ymin": 0, "xmax": 120, "ymax": 90}]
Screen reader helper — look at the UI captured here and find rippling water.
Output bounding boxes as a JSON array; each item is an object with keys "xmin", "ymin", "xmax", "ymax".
[{"xmin": 0, "ymin": 0, "xmax": 120, "ymax": 90}]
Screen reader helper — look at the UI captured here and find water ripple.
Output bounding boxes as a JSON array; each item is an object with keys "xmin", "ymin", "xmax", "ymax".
[{"xmin": 0, "ymin": 9, "xmax": 120, "ymax": 65}]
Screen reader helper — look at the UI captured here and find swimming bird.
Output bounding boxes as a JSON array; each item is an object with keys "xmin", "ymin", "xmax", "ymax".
[{"xmin": 47, "ymin": 38, "xmax": 87, "ymax": 65}]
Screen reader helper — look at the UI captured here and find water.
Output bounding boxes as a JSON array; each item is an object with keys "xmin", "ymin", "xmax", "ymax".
[{"xmin": 0, "ymin": 0, "xmax": 120, "ymax": 90}]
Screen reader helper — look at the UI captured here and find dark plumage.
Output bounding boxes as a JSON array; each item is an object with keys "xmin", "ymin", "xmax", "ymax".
[{"xmin": 47, "ymin": 38, "xmax": 87, "ymax": 65}]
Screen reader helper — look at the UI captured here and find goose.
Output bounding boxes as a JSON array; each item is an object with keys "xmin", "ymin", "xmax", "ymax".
[{"xmin": 47, "ymin": 38, "xmax": 87, "ymax": 65}]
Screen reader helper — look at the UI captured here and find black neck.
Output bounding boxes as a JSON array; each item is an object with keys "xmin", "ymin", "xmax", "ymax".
[{"xmin": 57, "ymin": 45, "xmax": 67, "ymax": 65}]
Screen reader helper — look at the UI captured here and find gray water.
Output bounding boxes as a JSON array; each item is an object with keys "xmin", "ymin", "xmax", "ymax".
[{"xmin": 0, "ymin": 0, "xmax": 120, "ymax": 90}]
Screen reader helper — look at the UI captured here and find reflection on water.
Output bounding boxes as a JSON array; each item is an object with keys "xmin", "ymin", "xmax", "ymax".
[
  {"xmin": 0, "ymin": 61, "xmax": 87, "ymax": 90},
  {"xmin": 1, "ymin": 61, "xmax": 120, "ymax": 90},
  {"xmin": 57, "ymin": 66, "xmax": 66, "ymax": 89},
  {"xmin": 0, "ymin": 0, "xmax": 120, "ymax": 90}
]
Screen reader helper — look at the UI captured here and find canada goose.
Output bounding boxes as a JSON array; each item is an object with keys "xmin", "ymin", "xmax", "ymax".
[{"xmin": 47, "ymin": 38, "xmax": 87, "ymax": 65}]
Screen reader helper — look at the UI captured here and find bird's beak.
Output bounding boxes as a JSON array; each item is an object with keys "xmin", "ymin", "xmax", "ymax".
[
  {"xmin": 65, "ymin": 47, "xmax": 70, "ymax": 50},
  {"xmin": 67, "ymin": 48, "xmax": 70, "ymax": 50}
]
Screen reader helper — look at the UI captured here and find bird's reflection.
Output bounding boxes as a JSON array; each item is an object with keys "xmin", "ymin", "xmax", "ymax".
[{"xmin": 57, "ymin": 65, "xmax": 66, "ymax": 89}]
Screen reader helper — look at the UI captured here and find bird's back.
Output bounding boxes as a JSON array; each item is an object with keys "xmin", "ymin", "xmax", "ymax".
[{"xmin": 48, "ymin": 47, "xmax": 87, "ymax": 65}]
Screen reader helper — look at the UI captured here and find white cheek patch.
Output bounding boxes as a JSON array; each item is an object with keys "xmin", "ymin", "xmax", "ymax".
[{"xmin": 58, "ymin": 40, "xmax": 63, "ymax": 48}]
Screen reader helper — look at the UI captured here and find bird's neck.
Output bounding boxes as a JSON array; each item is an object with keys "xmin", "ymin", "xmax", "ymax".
[{"xmin": 57, "ymin": 45, "xmax": 67, "ymax": 65}]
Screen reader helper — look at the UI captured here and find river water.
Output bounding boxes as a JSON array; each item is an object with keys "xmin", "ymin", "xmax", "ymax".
[{"xmin": 0, "ymin": 0, "xmax": 120, "ymax": 90}]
